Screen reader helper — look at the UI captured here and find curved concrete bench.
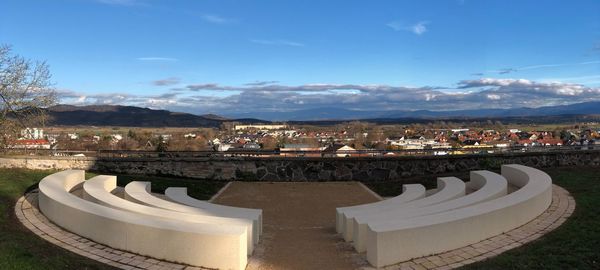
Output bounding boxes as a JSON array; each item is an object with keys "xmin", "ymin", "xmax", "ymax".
[
  {"xmin": 354, "ymin": 171, "xmax": 507, "ymax": 252},
  {"xmin": 82, "ymin": 175, "xmax": 256, "ymax": 254},
  {"xmin": 124, "ymin": 181, "xmax": 260, "ymax": 245},
  {"xmin": 366, "ymin": 164, "xmax": 553, "ymax": 267},
  {"xmin": 351, "ymin": 177, "xmax": 466, "ymax": 251},
  {"xmin": 165, "ymin": 187, "xmax": 262, "ymax": 235},
  {"xmin": 38, "ymin": 170, "xmax": 248, "ymax": 270},
  {"xmin": 336, "ymin": 184, "xmax": 426, "ymax": 236}
]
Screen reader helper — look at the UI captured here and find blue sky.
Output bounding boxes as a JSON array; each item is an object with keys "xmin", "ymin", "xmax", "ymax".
[{"xmin": 2, "ymin": 0, "xmax": 600, "ymax": 116}]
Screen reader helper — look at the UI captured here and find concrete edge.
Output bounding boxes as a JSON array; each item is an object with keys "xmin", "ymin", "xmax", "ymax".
[
  {"xmin": 209, "ymin": 181, "xmax": 234, "ymax": 202},
  {"xmin": 357, "ymin": 182, "xmax": 384, "ymax": 201}
]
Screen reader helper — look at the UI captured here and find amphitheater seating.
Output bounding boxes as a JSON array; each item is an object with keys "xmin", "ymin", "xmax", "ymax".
[
  {"xmin": 165, "ymin": 187, "xmax": 263, "ymax": 235},
  {"xmin": 345, "ymin": 177, "xmax": 466, "ymax": 244},
  {"xmin": 335, "ymin": 184, "xmax": 425, "ymax": 235},
  {"xmin": 352, "ymin": 170, "xmax": 508, "ymax": 252},
  {"xmin": 124, "ymin": 181, "xmax": 261, "ymax": 245},
  {"xmin": 82, "ymin": 175, "xmax": 256, "ymax": 254},
  {"xmin": 365, "ymin": 165, "xmax": 552, "ymax": 267},
  {"xmin": 38, "ymin": 170, "xmax": 249, "ymax": 270}
]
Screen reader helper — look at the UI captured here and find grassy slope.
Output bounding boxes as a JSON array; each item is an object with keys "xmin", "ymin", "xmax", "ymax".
[
  {"xmin": 0, "ymin": 169, "xmax": 111, "ymax": 270},
  {"xmin": 0, "ymin": 169, "xmax": 226, "ymax": 270},
  {"xmin": 462, "ymin": 167, "xmax": 600, "ymax": 269}
]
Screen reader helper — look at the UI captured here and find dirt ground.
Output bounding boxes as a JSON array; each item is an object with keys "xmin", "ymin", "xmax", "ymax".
[{"xmin": 212, "ymin": 182, "xmax": 381, "ymax": 270}]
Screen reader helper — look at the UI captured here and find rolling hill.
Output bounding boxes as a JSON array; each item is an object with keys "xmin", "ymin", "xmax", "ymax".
[
  {"xmin": 45, "ymin": 105, "xmax": 266, "ymax": 127},
  {"xmin": 42, "ymin": 102, "xmax": 600, "ymax": 127}
]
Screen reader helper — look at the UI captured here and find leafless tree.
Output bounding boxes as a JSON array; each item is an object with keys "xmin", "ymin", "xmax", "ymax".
[{"xmin": 0, "ymin": 45, "xmax": 56, "ymax": 148}]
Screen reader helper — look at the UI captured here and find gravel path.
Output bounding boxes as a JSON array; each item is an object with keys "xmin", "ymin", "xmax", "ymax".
[{"xmin": 212, "ymin": 182, "xmax": 380, "ymax": 270}]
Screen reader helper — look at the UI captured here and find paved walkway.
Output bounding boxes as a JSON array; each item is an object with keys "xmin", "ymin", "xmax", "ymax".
[
  {"xmin": 212, "ymin": 182, "xmax": 381, "ymax": 270},
  {"xmin": 15, "ymin": 183, "xmax": 574, "ymax": 270}
]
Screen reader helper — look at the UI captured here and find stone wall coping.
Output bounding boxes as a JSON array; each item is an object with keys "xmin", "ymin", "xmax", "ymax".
[{"xmin": 4, "ymin": 148, "xmax": 600, "ymax": 162}]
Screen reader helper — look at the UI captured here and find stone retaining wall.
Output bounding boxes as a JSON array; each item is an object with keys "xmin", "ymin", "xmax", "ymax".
[{"xmin": 1, "ymin": 150, "xmax": 600, "ymax": 182}]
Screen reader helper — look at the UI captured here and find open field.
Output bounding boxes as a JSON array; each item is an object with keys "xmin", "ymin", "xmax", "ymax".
[{"xmin": 0, "ymin": 167, "xmax": 598, "ymax": 269}]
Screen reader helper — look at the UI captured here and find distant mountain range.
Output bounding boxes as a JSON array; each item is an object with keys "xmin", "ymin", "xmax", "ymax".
[
  {"xmin": 227, "ymin": 101, "xmax": 600, "ymax": 121},
  {"xmin": 43, "ymin": 102, "xmax": 600, "ymax": 127},
  {"xmin": 45, "ymin": 105, "xmax": 266, "ymax": 127}
]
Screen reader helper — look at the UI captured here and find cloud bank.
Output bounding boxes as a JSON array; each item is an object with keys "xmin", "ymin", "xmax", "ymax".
[{"xmin": 59, "ymin": 78, "xmax": 600, "ymax": 115}]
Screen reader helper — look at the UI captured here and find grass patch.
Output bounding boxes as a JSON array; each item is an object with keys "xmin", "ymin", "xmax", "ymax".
[
  {"xmin": 114, "ymin": 174, "xmax": 226, "ymax": 200},
  {"xmin": 364, "ymin": 173, "xmax": 460, "ymax": 197},
  {"xmin": 460, "ymin": 167, "xmax": 600, "ymax": 269},
  {"xmin": 0, "ymin": 168, "xmax": 226, "ymax": 269},
  {"xmin": 0, "ymin": 168, "xmax": 111, "ymax": 270}
]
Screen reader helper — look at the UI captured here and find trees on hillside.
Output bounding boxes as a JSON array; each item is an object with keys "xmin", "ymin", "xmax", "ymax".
[{"xmin": 0, "ymin": 45, "xmax": 56, "ymax": 148}]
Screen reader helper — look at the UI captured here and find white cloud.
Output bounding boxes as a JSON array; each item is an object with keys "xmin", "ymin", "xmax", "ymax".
[
  {"xmin": 95, "ymin": 0, "xmax": 142, "ymax": 6},
  {"xmin": 486, "ymin": 60, "xmax": 600, "ymax": 75},
  {"xmin": 136, "ymin": 57, "xmax": 178, "ymax": 62},
  {"xmin": 250, "ymin": 39, "xmax": 305, "ymax": 47},
  {"xmin": 244, "ymin": 81, "xmax": 279, "ymax": 86},
  {"xmin": 486, "ymin": 94, "xmax": 501, "ymax": 100},
  {"xmin": 201, "ymin": 14, "xmax": 234, "ymax": 24},
  {"xmin": 386, "ymin": 22, "xmax": 403, "ymax": 31},
  {"xmin": 538, "ymin": 75, "xmax": 600, "ymax": 85},
  {"xmin": 153, "ymin": 77, "xmax": 181, "ymax": 86},
  {"xmin": 387, "ymin": 21, "xmax": 430, "ymax": 35},
  {"xmin": 411, "ymin": 21, "xmax": 429, "ymax": 35}
]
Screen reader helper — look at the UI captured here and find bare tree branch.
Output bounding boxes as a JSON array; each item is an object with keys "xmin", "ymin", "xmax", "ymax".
[{"xmin": 0, "ymin": 44, "xmax": 56, "ymax": 149}]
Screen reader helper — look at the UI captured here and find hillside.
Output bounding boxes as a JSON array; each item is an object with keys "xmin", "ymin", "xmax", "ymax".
[{"xmin": 45, "ymin": 105, "xmax": 262, "ymax": 127}]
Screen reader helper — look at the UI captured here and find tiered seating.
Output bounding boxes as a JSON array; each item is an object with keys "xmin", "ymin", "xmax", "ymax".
[
  {"xmin": 165, "ymin": 187, "xmax": 263, "ymax": 235},
  {"xmin": 347, "ymin": 177, "xmax": 466, "ymax": 249},
  {"xmin": 352, "ymin": 171, "xmax": 507, "ymax": 252},
  {"xmin": 336, "ymin": 184, "xmax": 426, "ymax": 236},
  {"xmin": 38, "ymin": 170, "xmax": 260, "ymax": 270},
  {"xmin": 124, "ymin": 181, "xmax": 261, "ymax": 245},
  {"xmin": 338, "ymin": 165, "xmax": 552, "ymax": 268},
  {"xmin": 82, "ymin": 175, "xmax": 256, "ymax": 254}
]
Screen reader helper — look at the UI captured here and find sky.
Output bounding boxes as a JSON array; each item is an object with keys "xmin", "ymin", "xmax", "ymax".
[{"xmin": 1, "ymin": 0, "xmax": 600, "ymax": 116}]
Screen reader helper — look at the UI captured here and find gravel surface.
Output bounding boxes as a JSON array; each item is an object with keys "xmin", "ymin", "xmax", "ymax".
[{"xmin": 212, "ymin": 182, "xmax": 380, "ymax": 270}]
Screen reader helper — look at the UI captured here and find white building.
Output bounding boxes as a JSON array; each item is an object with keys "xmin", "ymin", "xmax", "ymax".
[
  {"xmin": 234, "ymin": 124, "xmax": 288, "ymax": 131},
  {"xmin": 184, "ymin": 133, "xmax": 197, "ymax": 139},
  {"xmin": 21, "ymin": 128, "xmax": 44, "ymax": 140},
  {"xmin": 111, "ymin": 134, "xmax": 123, "ymax": 142},
  {"xmin": 386, "ymin": 136, "xmax": 442, "ymax": 150},
  {"xmin": 216, "ymin": 144, "xmax": 232, "ymax": 152}
]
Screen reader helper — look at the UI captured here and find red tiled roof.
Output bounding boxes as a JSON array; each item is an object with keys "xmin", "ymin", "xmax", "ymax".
[{"xmin": 15, "ymin": 139, "xmax": 50, "ymax": 145}]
